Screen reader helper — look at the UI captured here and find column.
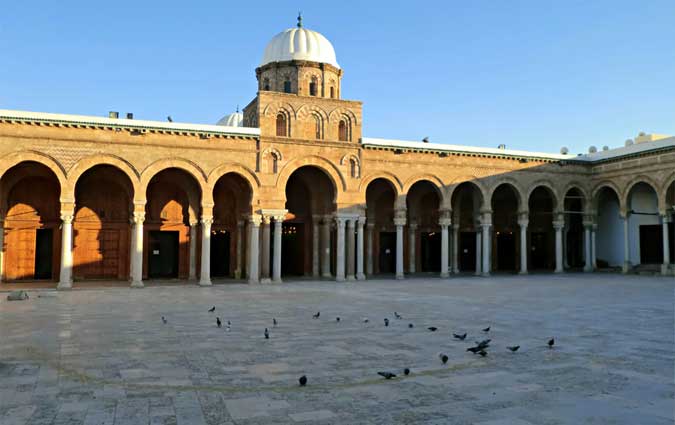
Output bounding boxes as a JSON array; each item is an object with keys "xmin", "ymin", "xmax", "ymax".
[
  {"xmin": 554, "ymin": 220, "xmax": 564, "ymax": 273},
  {"xmin": 518, "ymin": 216, "xmax": 528, "ymax": 274},
  {"xmin": 234, "ymin": 220, "xmax": 243, "ymax": 279},
  {"xmin": 312, "ymin": 216, "xmax": 320, "ymax": 278},
  {"xmin": 335, "ymin": 217, "xmax": 346, "ymax": 282},
  {"xmin": 395, "ymin": 218, "xmax": 405, "ymax": 279},
  {"xmin": 481, "ymin": 223, "xmax": 491, "ymax": 276},
  {"xmin": 622, "ymin": 213, "xmax": 630, "ymax": 273},
  {"xmin": 366, "ymin": 222, "xmax": 374, "ymax": 275},
  {"xmin": 408, "ymin": 223, "xmax": 417, "ymax": 274},
  {"xmin": 189, "ymin": 221, "xmax": 198, "ymax": 280},
  {"xmin": 248, "ymin": 215, "xmax": 261, "ymax": 283},
  {"xmin": 661, "ymin": 214, "xmax": 671, "ymax": 275},
  {"xmin": 58, "ymin": 213, "xmax": 74, "ymax": 289},
  {"xmin": 0, "ymin": 221, "xmax": 4, "ymax": 282},
  {"xmin": 475, "ymin": 228, "xmax": 482, "ymax": 276},
  {"xmin": 130, "ymin": 212, "xmax": 145, "ymax": 288},
  {"xmin": 244, "ymin": 220, "xmax": 250, "ymax": 279},
  {"xmin": 583, "ymin": 223, "xmax": 592, "ymax": 272},
  {"xmin": 356, "ymin": 217, "xmax": 365, "ymax": 280},
  {"xmin": 346, "ymin": 218, "xmax": 356, "ymax": 281},
  {"xmin": 321, "ymin": 216, "xmax": 332, "ymax": 278},
  {"xmin": 260, "ymin": 216, "xmax": 271, "ymax": 283},
  {"xmin": 452, "ymin": 224, "xmax": 460, "ymax": 274},
  {"xmin": 563, "ymin": 227, "xmax": 569, "ymax": 269},
  {"xmin": 591, "ymin": 224, "xmax": 598, "ymax": 269},
  {"xmin": 199, "ymin": 217, "xmax": 213, "ymax": 286},
  {"xmin": 272, "ymin": 215, "xmax": 283, "ymax": 283},
  {"xmin": 440, "ymin": 220, "xmax": 450, "ymax": 278}
]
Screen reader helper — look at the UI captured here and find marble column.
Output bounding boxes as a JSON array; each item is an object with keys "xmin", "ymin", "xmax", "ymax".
[
  {"xmin": 189, "ymin": 221, "xmax": 198, "ymax": 280},
  {"xmin": 518, "ymin": 217, "xmax": 528, "ymax": 274},
  {"xmin": 346, "ymin": 219, "xmax": 356, "ymax": 281},
  {"xmin": 583, "ymin": 223, "xmax": 592, "ymax": 272},
  {"xmin": 356, "ymin": 217, "xmax": 365, "ymax": 280},
  {"xmin": 260, "ymin": 216, "xmax": 271, "ymax": 283},
  {"xmin": 321, "ymin": 216, "xmax": 332, "ymax": 278},
  {"xmin": 235, "ymin": 220, "xmax": 243, "ymax": 279},
  {"xmin": 661, "ymin": 214, "xmax": 671, "ymax": 275},
  {"xmin": 622, "ymin": 213, "xmax": 631, "ymax": 274},
  {"xmin": 58, "ymin": 213, "xmax": 74, "ymax": 289},
  {"xmin": 130, "ymin": 212, "xmax": 145, "ymax": 288},
  {"xmin": 481, "ymin": 223, "xmax": 491, "ymax": 277},
  {"xmin": 312, "ymin": 216, "xmax": 320, "ymax": 278},
  {"xmin": 440, "ymin": 220, "xmax": 450, "ymax": 278},
  {"xmin": 408, "ymin": 223, "xmax": 417, "ymax": 274},
  {"xmin": 366, "ymin": 222, "xmax": 374, "ymax": 275},
  {"xmin": 452, "ymin": 224, "xmax": 460, "ymax": 274},
  {"xmin": 244, "ymin": 220, "xmax": 250, "ymax": 279},
  {"xmin": 248, "ymin": 215, "xmax": 261, "ymax": 283},
  {"xmin": 395, "ymin": 218, "xmax": 405, "ymax": 279},
  {"xmin": 272, "ymin": 215, "xmax": 283, "ymax": 283},
  {"xmin": 591, "ymin": 224, "xmax": 598, "ymax": 269},
  {"xmin": 0, "ymin": 222, "xmax": 4, "ymax": 283},
  {"xmin": 554, "ymin": 220, "xmax": 564, "ymax": 273},
  {"xmin": 199, "ymin": 217, "xmax": 213, "ymax": 286},
  {"xmin": 335, "ymin": 217, "xmax": 346, "ymax": 282},
  {"xmin": 475, "ymin": 228, "xmax": 482, "ymax": 276}
]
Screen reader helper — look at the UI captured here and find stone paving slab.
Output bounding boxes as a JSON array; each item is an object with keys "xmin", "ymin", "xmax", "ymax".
[{"xmin": 0, "ymin": 274, "xmax": 673, "ymax": 424}]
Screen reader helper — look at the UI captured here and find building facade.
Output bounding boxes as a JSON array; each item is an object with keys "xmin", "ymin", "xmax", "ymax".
[{"xmin": 1, "ymin": 21, "xmax": 674, "ymax": 288}]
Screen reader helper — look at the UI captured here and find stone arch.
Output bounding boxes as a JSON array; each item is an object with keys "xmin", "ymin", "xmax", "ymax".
[
  {"xmin": 591, "ymin": 181, "xmax": 622, "ymax": 211},
  {"xmin": 447, "ymin": 179, "xmax": 487, "ymax": 211},
  {"xmin": 562, "ymin": 182, "xmax": 590, "ymax": 212},
  {"xmin": 328, "ymin": 107, "xmax": 358, "ymax": 126},
  {"xmin": 622, "ymin": 175, "xmax": 661, "ymax": 212},
  {"xmin": 66, "ymin": 154, "xmax": 140, "ymax": 202},
  {"xmin": 207, "ymin": 163, "xmax": 260, "ymax": 205},
  {"xmin": 358, "ymin": 172, "xmax": 403, "ymax": 197},
  {"xmin": 0, "ymin": 151, "xmax": 67, "ymax": 194},
  {"xmin": 296, "ymin": 104, "xmax": 329, "ymax": 121},
  {"xmin": 486, "ymin": 179, "xmax": 525, "ymax": 212},
  {"xmin": 526, "ymin": 180, "xmax": 560, "ymax": 212},
  {"xmin": 276, "ymin": 156, "xmax": 346, "ymax": 203},
  {"xmin": 340, "ymin": 154, "xmax": 360, "ymax": 179},
  {"xmin": 261, "ymin": 148, "xmax": 283, "ymax": 175},
  {"xmin": 262, "ymin": 101, "xmax": 297, "ymax": 119},
  {"xmin": 140, "ymin": 158, "xmax": 208, "ymax": 205},
  {"xmin": 662, "ymin": 170, "xmax": 675, "ymax": 210}
]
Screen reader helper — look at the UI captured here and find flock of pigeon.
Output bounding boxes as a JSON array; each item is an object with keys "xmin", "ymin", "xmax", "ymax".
[{"xmin": 161, "ymin": 307, "xmax": 556, "ymax": 387}]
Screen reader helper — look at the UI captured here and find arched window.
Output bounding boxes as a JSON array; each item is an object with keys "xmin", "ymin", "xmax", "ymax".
[
  {"xmin": 349, "ymin": 158, "xmax": 360, "ymax": 178},
  {"xmin": 338, "ymin": 119, "xmax": 349, "ymax": 141},
  {"xmin": 263, "ymin": 78, "xmax": 270, "ymax": 91},
  {"xmin": 283, "ymin": 79, "xmax": 291, "ymax": 93},
  {"xmin": 329, "ymin": 87, "xmax": 335, "ymax": 99},
  {"xmin": 276, "ymin": 113, "xmax": 287, "ymax": 137},
  {"xmin": 313, "ymin": 114, "xmax": 322, "ymax": 140},
  {"xmin": 309, "ymin": 77, "xmax": 318, "ymax": 96}
]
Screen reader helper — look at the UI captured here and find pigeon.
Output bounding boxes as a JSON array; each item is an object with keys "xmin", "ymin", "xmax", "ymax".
[
  {"xmin": 227, "ymin": 320, "xmax": 231, "ymax": 327},
  {"xmin": 548, "ymin": 338, "xmax": 555, "ymax": 349},
  {"xmin": 167, "ymin": 116, "xmax": 173, "ymax": 122},
  {"xmin": 313, "ymin": 311, "xmax": 320, "ymax": 319},
  {"xmin": 482, "ymin": 326, "xmax": 490, "ymax": 332},
  {"xmin": 404, "ymin": 368, "xmax": 410, "ymax": 376},
  {"xmin": 363, "ymin": 318, "xmax": 370, "ymax": 323},
  {"xmin": 408, "ymin": 323, "xmax": 414, "ymax": 328},
  {"xmin": 439, "ymin": 353, "xmax": 449, "ymax": 364},
  {"xmin": 273, "ymin": 318, "xmax": 277, "ymax": 326},
  {"xmin": 384, "ymin": 318, "xmax": 390, "ymax": 327},
  {"xmin": 507, "ymin": 345, "xmax": 520, "ymax": 352},
  {"xmin": 298, "ymin": 375, "xmax": 307, "ymax": 386},
  {"xmin": 394, "ymin": 312, "xmax": 402, "ymax": 320},
  {"xmin": 225, "ymin": 325, "xmax": 231, "ymax": 332},
  {"xmin": 161, "ymin": 316, "xmax": 167, "ymax": 324},
  {"xmin": 336, "ymin": 317, "xmax": 341, "ymax": 322},
  {"xmin": 264, "ymin": 328, "xmax": 270, "ymax": 339},
  {"xmin": 478, "ymin": 350, "xmax": 488, "ymax": 357},
  {"xmin": 453, "ymin": 333, "xmax": 467, "ymax": 341},
  {"xmin": 467, "ymin": 346, "xmax": 482, "ymax": 354},
  {"xmin": 216, "ymin": 317, "xmax": 222, "ymax": 328},
  {"xmin": 476, "ymin": 339, "xmax": 491, "ymax": 349},
  {"xmin": 208, "ymin": 306, "xmax": 216, "ymax": 313},
  {"xmin": 427, "ymin": 327, "xmax": 438, "ymax": 332},
  {"xmin": 378, "ymin": 371, "xmax": 397, "ymax": 379}
]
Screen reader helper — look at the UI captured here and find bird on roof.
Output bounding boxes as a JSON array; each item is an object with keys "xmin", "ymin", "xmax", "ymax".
[
  {"xmin": 422, "ymin": 137, "xmax": 429, "ymax": 143},
  {"xmin": 167, "ymin": 116, "xmax": 173, "ymax": 122}
]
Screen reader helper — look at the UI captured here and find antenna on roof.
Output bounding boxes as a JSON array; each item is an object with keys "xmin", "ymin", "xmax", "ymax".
[
  {"xmin": 297, "ymin": 11, "xmax": 303, "ymax": 28},
  {"xmin": 236, "ymin": 104, "xmax": 239, "ymax": 113}
]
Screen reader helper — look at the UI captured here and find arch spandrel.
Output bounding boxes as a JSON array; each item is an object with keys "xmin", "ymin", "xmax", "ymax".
[
  {"xmin": 207, "ymin": 163, "xmax": 261, "ymax": 204},
  {"xmin": 140, "ymin": 158, "xmax": 208, "ymax": 205},
  {"xmin": 65, "ymin": 154, "xmax": 140, "ymax": 203},
  {"xmin": 276, "ymin": 156, "xmax": 346, "ymax": 204},
  {"xmin": 526, "ymin": 180, "xmax": 560, "ymax": 212},
  {"xmin": 622, "ymin": 175, "xmax": 664, "ymax": 213},
  {"xmin": 0, "ymin": 151, "xmax": 67, "ymax": 194}
]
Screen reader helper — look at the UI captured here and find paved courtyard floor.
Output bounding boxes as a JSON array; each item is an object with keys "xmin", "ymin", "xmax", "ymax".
[{"xmin": 0, "ymin": 274, "xmax": 673, "ymax": 425}]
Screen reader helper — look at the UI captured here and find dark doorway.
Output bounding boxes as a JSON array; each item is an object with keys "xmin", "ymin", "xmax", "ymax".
[
  {"xmin": 459, "ymin": 232, "xmax": 476, "ymax": 271},
  {"xmin": 670, "ymin": 222, "xmax": 674, "ymax": 263},
  {"xmin": 566, "ymin": 230, "xmax": 584, "ymax": 268},
  {"xmin": 496, "ymin": 232, "xmax": 516, "ymax": 271},
  {"xmin": 530, "ymin": 232, "xmax": 550, "ymax": 270},
  {"xmin": 34, "ymin": 228, "xmax": 53, "ymax": 280},
  {"xmin": 640, "ymin": 225, "xmax": 663, "ymax": 264},
  {"xmin": 378, "ymin": 232, "xmax": 396, "ymax": 273},
  {"xmin": 149, "ymin": 231, "xmax": 179, "ymax": 278},
  {"xmin": 210, "ymin": 230, "xmax": 230, "ymax": 277},
  {"xmin": 420, "ymin": 232, "xmax": 441, "ymax": 272},
  {"xmin": 282, "ymin": 223, "xmax": 305, "ymax": 276}
]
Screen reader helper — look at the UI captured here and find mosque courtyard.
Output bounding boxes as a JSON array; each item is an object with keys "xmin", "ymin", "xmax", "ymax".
[{"xmin": 0, "ymin": 274, "xmax": 673, "ymax": 425}]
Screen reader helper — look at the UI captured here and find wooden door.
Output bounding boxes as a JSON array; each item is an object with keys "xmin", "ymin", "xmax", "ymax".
[{"xmin": 4, "ymin": 227, "xmax": 36, "ymax": 280}]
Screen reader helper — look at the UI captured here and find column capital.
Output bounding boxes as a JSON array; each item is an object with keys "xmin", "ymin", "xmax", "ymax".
[
  {"xmin": 237, "ymin": 219, "xmax": 245, "ymax": 227},
  {"xmin": 439, "ymin": 218, "xmax": 452, "ymax": 227},
  {"xmin": 132, "ymin": 211, "xmax": 145, "ymax": 224},
  {"xmin": 346, "ymin": 218, "xmax": 356, "ymax": 228},
  {"xmin": 366, "ymin": 222, "xmax": 375, "ymax": 229},
  {"xmin": 553, "ymin": 221, "xmax": 565, "ymax": 230},
  {"xmin": 661, "ymin": 213, "xmax": 671, "ymax": 222},
  {"xmin": 409, "ymin": 221, "xmax": 418, "ymax": 230},
  {"xmin": 394, "ymin": 217, "xmax": 406, "ymax": 227},
  {"xmin": 335, "ymin": 216, "xmax": 348, "ymax": 226},
  {"xmin": 60, "ymin": 214, "xmax": 74, "ymax": 224},
  {"xmin": 201, "ymin": 216, "xmax": 214, "ymax": 226},
  {"xmin": 591, "ymin": 223, "xmax": 598, "ymax": 231},
  {"xmin": 249, "ymin": 214, "xmax": 262, "ymax": 226},
  {"xmin": 452, "ymin": 223, "xmax": 460, "ymax": 230},
  {"xmin": 261, "ymin": 215, "xmax": 272, "ymax": 225},
  {"xmin": 619, "ymin": 209, "xmax": 631, "ymax": 219},
  {"xmin": 517, "ymin": 218, "xmax": 529, "ymax": 227}
]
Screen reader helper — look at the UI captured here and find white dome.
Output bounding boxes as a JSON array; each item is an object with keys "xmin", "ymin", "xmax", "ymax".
[
  {"xmin": 216, "ymin": 112, "xmax": 243, "ymax": 127},
  {"xmin": 261, "ymin": 26, "xmax": 339, "ymax": 69}
]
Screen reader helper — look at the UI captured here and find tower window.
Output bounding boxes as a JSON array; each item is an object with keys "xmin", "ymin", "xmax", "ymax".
[
  {"xmin": 283, "ymin": 80, "xmax": 291, "ymax": 93},
  {"xmin": 330, "ymin": 87, "xmax": 335, "ymax": 99},
  {"xmin": 314, "ymin": 114, "xmax": 322, "ymax": 139},
  {"xmin": 263, "ymin": 78, "xmax": 270, "ymax": 91},
  {"xmin": 276, "ymin": 113, "xmax": 287, "ymax": 137},
  {"xmin": 338, "ymin": 120, "xmax": 349, "ymax": 141},
  {"xmin": 309, "ymin": 76, "xmax": 318, "ymax": 96}
]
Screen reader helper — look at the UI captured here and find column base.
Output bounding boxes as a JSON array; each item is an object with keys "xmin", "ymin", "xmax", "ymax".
[
  {"xmin": 248, "ymin": 277, "xmax": 260, "ymax": 284},
  {"xmin": 661, "ymin": 264, "xmax": 671, "ymax": 276},
  {"xmin": 336, "ymin": 276, "xmax": 345, "ymax": 282},
  {"xmin": 272, "ymin": 278, "xmax": 283, "ymax": 284},
  {"xmin": 395, "ymin": 274, "xmax": 404, "ymax": 280},
  {"xmin": 481, "ymin": 272, "xmax": 490, "ymax": 277},
  {"xmin": 622, "ymin": 262, "xmax": 631, "ymax": 274},
  {"xmin": 260, "ymin": 277, "xmax": 272, "ymax": 284},
  {"xmin": 554, "ymin": 269, "xmax": 564, "ymax": 274},
  {"xmin": 356, "ymin": 273, "xmax": 366, "ymax": 281},
  {"xmin": 346, "ymin": 275, "xmax": 356, "ymax": 281},
  {"xmin": 234, "ymin": 270, "xmax": 241, "ymax": 280},
  {"xmin": 130, "ymin": 280, "xmax": 144, "ymax": 288},
  {"xmin": 518, "ymin": 270, "xmax": 528, "ymax": 275},
  {"xmin": 198, "ymin": 280, "xmax": 212, "ymax": 286},
  {"xmin": 440, "ymin": 272, "xmax": 449, "ymax": 278},
  {"xmin": 321, "ymin": 273, "xmax": 332, "ymax": 279},
  {"xmin": 583, "ymin": 266, "xmax": 593, "ymax": 273},
  {"xmin": 453, "ymin": 268, "xmax": 460, "ymax": 274},
  {"xmin": 57, "ymin": 281, "xmax": 72, "ymax": 290}
]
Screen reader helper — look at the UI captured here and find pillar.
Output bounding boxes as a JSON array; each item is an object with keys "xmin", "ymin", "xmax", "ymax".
[
  {"xmin": 481, "ymin": 223, "xmax": 491, "ymax": 276},
  {"xmin": 235, "ymin": 220, "xmax": 244, "ymax": 279},
  {"xmin": 366, "ymin": 222, "xmax": 374, "ymax": 275},
  {"xmin": 583, "ymin": 223, "xmax": 592, "ymax": 272},
  {"xmin": 662, "ymin": 214, "xmax": 671, "ymax": 275},
  {"xmin": 518, "ymin": 216, "xmax": 528, "ymax": 275},
  {"xmin": 554, "ymin": 220, "xmax": 564, "ymax": 273},
  {"xmin": 248, "ymin": 215, "xmax": 261, "ymax": 283},
  {"xmin": 622, "ymin": 213, "xmax": 630, "ymax": 274},
  {"xmin": 335, "ymin": 217, "xmax": 346, "ymax": 282},
  {"xmin": 272, "ymin": 215, "xmax": 283, "ymax": 283},
  {"xmin": 346, "ymin": 218, "xmax": 356, "ymax": 281},
  {"xmin": 321, "ymin": 216, "xmax": 332, "ymax": 278},
  {"xmin": 0, "ymin": 222, "xmax": 4, "ymax": 283},
  {"xmin": 57, "ymin": 213, "xmax": 73, "ymax": 289},
  {"xmin": 356, "ymin": 217, "xmax": 365, "ymax": 280},
  {"xmin": 199, "ymin": 217, "xmax": 213, "ymax": 286},
  {"xmin": 475, "ymin": 228, "xmax": 482, "ymax": 276},
  {"xmin": 452, "ymin": 224, "xmax": 459, "ymax": 274},
  {"xmin": 189, "ymin": 221, "xmax": 198, "ymax": 280},
  {"xmin": 440, "ymin": 220, "xmax": 450, "ymax": 278},
  {"xmin": 130, "ymin": 212, "xmax": 145, "ymax": 288},
  {"xmin": 408, "ymin": 223, "xmax": 417, "ymax": 274},
  {"xmin": 260, "ymin": 216, "xmax": 271, "ymax": 283},
  {"xmin": 591, "ymin": 224, "xmax": 598, "ymax": 269},
  {"xmin": 244, "ymin": 220, "xmax": 250, "ymax": 279},
  {"xmin": 312, "ymin": 216, "xmax": 320, "ymax": 278},
  {"xmin": 395, "ymin": 218, "xmax": 405, "ymax": 279}
]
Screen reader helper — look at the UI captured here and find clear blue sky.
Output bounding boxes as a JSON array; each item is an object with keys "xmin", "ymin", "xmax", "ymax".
[{"xmin": 1, "ymin": 1, "xmax": 673, "ymax": 154}]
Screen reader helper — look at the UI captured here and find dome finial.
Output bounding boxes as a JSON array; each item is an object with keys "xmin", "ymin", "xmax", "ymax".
[
  {"xmin": 297, "ymin": 12, "xmax": 303, "ymax": 28},
  {"xmin": 236, "ymin": 104, "xmax": 239, "ymax": 113}
]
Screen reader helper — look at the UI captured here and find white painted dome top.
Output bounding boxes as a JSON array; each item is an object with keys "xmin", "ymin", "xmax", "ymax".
[
  {"xmin": 216, "ymin": 111, "xmax": 243, "ymax": 127},
  {"xmin": 260, "ymin": 15, "xmax": 339, "ymax": 69}
]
